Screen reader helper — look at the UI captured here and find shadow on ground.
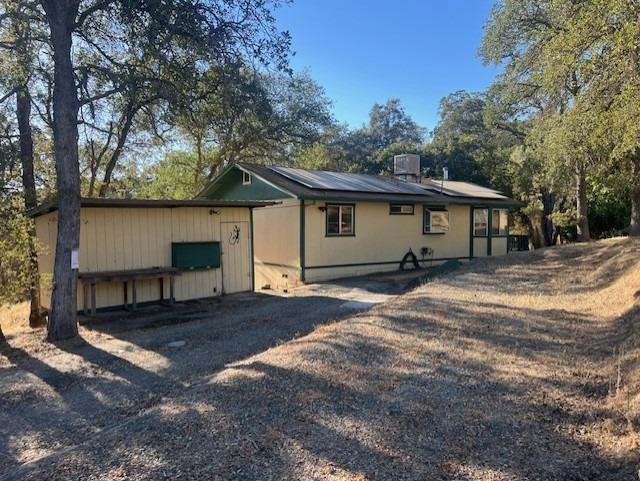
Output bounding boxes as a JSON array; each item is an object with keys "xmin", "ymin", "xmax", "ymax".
[{"xmin": 1, "ymin": 239, "xmax": 638, "ymax": 480}]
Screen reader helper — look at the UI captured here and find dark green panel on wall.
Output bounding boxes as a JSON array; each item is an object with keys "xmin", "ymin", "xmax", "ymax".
[{"xmin": 172, "ymin": 241, "xmax": 221, "ymax": 269}]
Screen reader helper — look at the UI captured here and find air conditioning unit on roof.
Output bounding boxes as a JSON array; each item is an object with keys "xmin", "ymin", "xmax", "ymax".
[{"xmin": 394, "ymin": 154, "xmax": 421, "ymax": 182}]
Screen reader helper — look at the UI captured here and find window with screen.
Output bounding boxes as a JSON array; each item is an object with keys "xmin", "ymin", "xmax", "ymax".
[
  {"xmin": 492, "ymin": 209, "xmax": 509, "ymax": 236},
  {"xmin": 242, "ymin": 172, "xmax": 252, "ymax": 185},
  {"xmin": 389, "ymin": 204, "xmax": 415, "ymax": 215},
  {"xmin": 424, "ymin": 207, "xmax": 449, "ymax": 234},
  {"xmin": 326, "ymin": 204, "xmax": 355, "ymax": 236},
  {"xmin": 474, "ymin": 209, "xmax": 489, "ymax": 236}
]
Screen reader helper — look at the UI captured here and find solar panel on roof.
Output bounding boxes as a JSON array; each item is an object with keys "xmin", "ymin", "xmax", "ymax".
[
  {"xmin": 419, "ymin": 179, "xmax": 508, "ymax": 199},
  {"xmin": 269, "ymin": 166, "xmax": 430, "ymax": 195}
]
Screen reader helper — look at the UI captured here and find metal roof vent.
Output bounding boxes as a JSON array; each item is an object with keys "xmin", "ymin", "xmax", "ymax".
[{"xmin": 394, "ymin": 154, "xmax": 421, "ymax": 183}]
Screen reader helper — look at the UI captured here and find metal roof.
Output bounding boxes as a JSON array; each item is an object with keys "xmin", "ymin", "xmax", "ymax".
[
  {"xmin": 419, "ymin": 179, "xmax": 510, "ymax": 200},
  {"xmin": 269, "ymin": 166, "xmax": 429, "ymax": 195},
  {"xmin": 30, "ymin": 197, "xmax": 277, "ymax": 217},
  {"xmin": 228, "ymin": 163, "xmax": 521, "ymax": 207}
]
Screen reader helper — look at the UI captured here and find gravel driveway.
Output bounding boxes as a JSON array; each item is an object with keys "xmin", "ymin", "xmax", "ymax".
[
  {"xmin": 0, "ymin": 270, "xmax": 421, "ymax": 480},
  {"xmin": 2, "ymin": 240, "xmax": 639, "ymax": 480}
]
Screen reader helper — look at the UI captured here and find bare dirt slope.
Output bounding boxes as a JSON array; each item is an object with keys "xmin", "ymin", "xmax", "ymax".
[{"xmin": 1, "ymin": 238, "xmax": 639, "ymax": 480}]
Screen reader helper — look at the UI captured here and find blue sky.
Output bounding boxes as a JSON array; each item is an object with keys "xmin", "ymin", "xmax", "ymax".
[{"xmin": 277, "ymin": 0, "xmax": 500, "ymax": 132}]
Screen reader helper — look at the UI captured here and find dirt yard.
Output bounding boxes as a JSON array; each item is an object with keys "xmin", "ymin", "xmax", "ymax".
[{"xmin": 1, "ymin": 238, "xmax": 639, "ymax": 480}]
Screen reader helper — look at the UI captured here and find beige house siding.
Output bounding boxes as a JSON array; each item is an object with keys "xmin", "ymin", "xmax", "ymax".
[
  {"xmin": 35, "ymin": 206, "xmax": 251, "ymax": 311},
  {"xmin": 303, "ymin": 202, "xmax": 473, "ymax": 283},
  {"xmin": 253, "ymin": 198, "xmax": 302, "ymax": 289},
  {"xmin": 492, "ymin": 237, "xmax": 508, "ymax": 256},
  {"xmin": 249, "ymin": 199, "xmax": 510, "ymax": 286},
  {"xmin": 473, "ymin": 237, "xmax": 489, "ymax": 258}
]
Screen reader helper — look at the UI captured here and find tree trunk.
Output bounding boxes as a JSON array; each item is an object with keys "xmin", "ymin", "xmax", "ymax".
[
  {"xmin": 575, "ymin": 163, "xmax": 590, "ymax": 241},
  {"xmin": 540, "ymin": 190, "xmax": 555, "ymax": 247},
  {"xmin": 631, "ymin": 186, "xmax": 640, "ymax": 236},
  {"xmin": 630, "ymin": 153, "xmax": 640, "ymax": 237},
  {"xmin": 195, "ymin": 134, "xmax": 204, "ymax": 189},
  {"xmin": 43, "ymin": 0, "xmax": 81, "ymax": 341},
  {"xmin": 16, "ymin": 86, "xmax": 45, "ymax": 328},
  {"xmin": 98, "ymin": 109, "xmax": 135, "ymax": 197}
]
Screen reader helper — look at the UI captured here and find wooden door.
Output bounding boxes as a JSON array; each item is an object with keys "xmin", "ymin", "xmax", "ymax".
[{"xmin": 221, "ymin": 221, "xmax": 251, "ymax": 293}]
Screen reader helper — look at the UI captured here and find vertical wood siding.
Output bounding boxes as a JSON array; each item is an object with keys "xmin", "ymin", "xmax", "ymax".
[
  {"xmin": 252, "ymin": 198, "xmax": 301, "ymax": 289},
  {"xmin": 35, "ymin": 206, "xmax": 251, "ymax": 311}
]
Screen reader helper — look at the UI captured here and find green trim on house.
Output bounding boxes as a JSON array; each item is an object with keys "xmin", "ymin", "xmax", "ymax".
[
  {"xmin": 198, "ymin": 164, "xmax": 295, "ymax": 200},
  {"xmin": 472, "ymin": 207, "xmax": 490, "ymax": 238},
  {"xmin": 324, "ymin": 203, "xmax": 356, "ymax": 237},
  {"xmin": 203, "ymin": 168, "xmax": 290, "ymax": 201},
  {"xmin": 469, "ymin": 205, "xmax": 474, "ymax": 258},
  {"xmin": 299, "ymin": 194, "xmax": 521, "ymax": 208},
  {"xmin": 300, "ymin": 200, "xmax": 306, "ymax": 282},
  {"xmin": 249, "ymin": 208, "xmax": 255, "ymax": 291},
  {"xmin": 487, "ymin": 208, "xmax": 493, "ymax": 256},
  {"xmin": 305, "ymin": 256, "xmax": 472, "ymax": 270}
]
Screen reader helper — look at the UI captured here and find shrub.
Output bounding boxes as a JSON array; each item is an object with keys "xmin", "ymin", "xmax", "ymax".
[{"xmin": 0, "ymin": 199, "xmax": 36, "ymax": 305}]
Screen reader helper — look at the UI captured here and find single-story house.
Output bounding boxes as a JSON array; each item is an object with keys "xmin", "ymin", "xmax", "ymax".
[
  {"xmin": 198, "ymin": 157, "xmax": 521, "ymax": 289},
  {"xmin": 32, "ymin": 197, "xmax": 273, "ymax": 313}
]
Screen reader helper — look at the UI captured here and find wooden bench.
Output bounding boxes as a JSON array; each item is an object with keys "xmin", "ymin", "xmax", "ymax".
[{"xmin": 78, "ymin": 267, "xmax": 180, "ymax": 316}]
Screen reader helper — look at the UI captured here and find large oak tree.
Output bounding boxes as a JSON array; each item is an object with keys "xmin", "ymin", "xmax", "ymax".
[{"xmin": 33, "ymin": 0, "xmax": 290, "ymax": 340}]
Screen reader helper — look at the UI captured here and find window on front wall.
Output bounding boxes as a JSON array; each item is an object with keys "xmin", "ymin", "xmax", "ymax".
[
  {"xmin": 390, "ymin": 204, "xmax": 414, "ymax": 215},
  {"xmin": 242, "ymin": 172, "xmax": 252, "ymax": 185},
  {"xmin": 326, "ymin": 204, "xmax": 355, "ymax": 236},
  {"xmin": 474, "ymin": 209, "xmax": 488, "ymax": 236},
  {"xmin": 424, "ymin": 207, "xmax": 449, "ymax": 234},
  {"xmin": 492, "ymin": 209, "xmax": 509, "ymax": 236}
]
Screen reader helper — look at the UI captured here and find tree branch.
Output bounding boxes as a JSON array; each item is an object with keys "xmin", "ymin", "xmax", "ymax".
[{"xmin": 73, "ymin": 0, "xmax": 117, "ymax": 30}]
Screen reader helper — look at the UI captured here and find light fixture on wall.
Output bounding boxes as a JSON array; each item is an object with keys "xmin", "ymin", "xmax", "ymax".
[
  {"xmin": 318, "ymin": 206, "xmax": 326, "ymax": 212},
  {"xmin": 209, "ymin": 209, "xmax": 220, "ymax": 215}
]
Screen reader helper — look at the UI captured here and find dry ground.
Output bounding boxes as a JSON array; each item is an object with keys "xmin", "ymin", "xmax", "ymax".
[
  {"xmin": 0, "ymin": 302, "xmax": 30, "ymax": 335},
  {"xmin": 1, "ymin": 238, "xmax": 639, "ymax": 480}
]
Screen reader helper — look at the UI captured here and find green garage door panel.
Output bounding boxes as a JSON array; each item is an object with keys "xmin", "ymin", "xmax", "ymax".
[{"xmin": 172, "ymin": 241, "xmax": 221, "ymax": 270}]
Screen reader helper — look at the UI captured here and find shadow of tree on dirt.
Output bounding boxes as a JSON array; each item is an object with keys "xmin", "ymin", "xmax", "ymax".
[{"xmin": 2, "ymin": 240, "xmax": 638, "ymax": 480}]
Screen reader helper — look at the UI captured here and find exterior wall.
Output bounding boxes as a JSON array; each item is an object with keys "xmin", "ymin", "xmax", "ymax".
[
  {"xmin": 34, "ymin": 206, "xmax": 252, "ymax": 311},
  {"xmin": 253, "ymin": 198, "xmax": 302, "ymax": 289},
  {"xmin": 303, "ymin": 201, "xmax": 472, "ymax": 283},
  {"xmin": 492, "ymin": 236, "xmax": 508, "ymax": 256},
  {"xmin": 473, "ymin": 238, "xmax": 489, "ymax": 258}
]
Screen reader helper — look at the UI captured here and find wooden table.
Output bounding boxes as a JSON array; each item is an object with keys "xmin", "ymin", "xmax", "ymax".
[{"xmin": 78, "ymin": 267, "xmax": 180, "ymax": 316}]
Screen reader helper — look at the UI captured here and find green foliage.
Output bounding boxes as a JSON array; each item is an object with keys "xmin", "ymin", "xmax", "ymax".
[
  {"xmin": 296, "ymin": 99, "xmax": 424, "ymax": 175},
  {"xmin": 138, "ymin": 150, "xmax": 213, "ymax": 199},
  {"xmin": 0, "ymin": 198, "xmax": 35, "ymax": 304},
  {"xmin": 428, "ymin": 90, "xmax": 522, "ymax": 192},
  {"xmin": 478, "ymin": 0, "xmax": 640, "ymax": 239},
  {"xmin": 173, "ymin": 69, "xmax": 333, "ymax": 177},
  {"xmin": 587, "ymin": 174, "xmax": 632, "ymax": 238}
]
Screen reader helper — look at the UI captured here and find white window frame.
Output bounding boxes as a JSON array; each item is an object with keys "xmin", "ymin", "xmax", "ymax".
[
  {"xmin": 242, "ymin": 172, "xmax": 252, "ymax": 185},
  {"xmin": 326, "ymin": 204, "xmax": 355, "ymax": 237},
  {"xmin": 474, "ymin": 208, "xmax": 489, "ymax": 237},
  {"xmin": 492, "ymin": 209, "xmax": 509, "ymax": 236},
  {"xmin": 390, "ymin": 204, "xmax": 415, "ymax": 215},
  {"xmin": 423, "ymin": 207, "xmax": 449, "ymax": 234}
]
